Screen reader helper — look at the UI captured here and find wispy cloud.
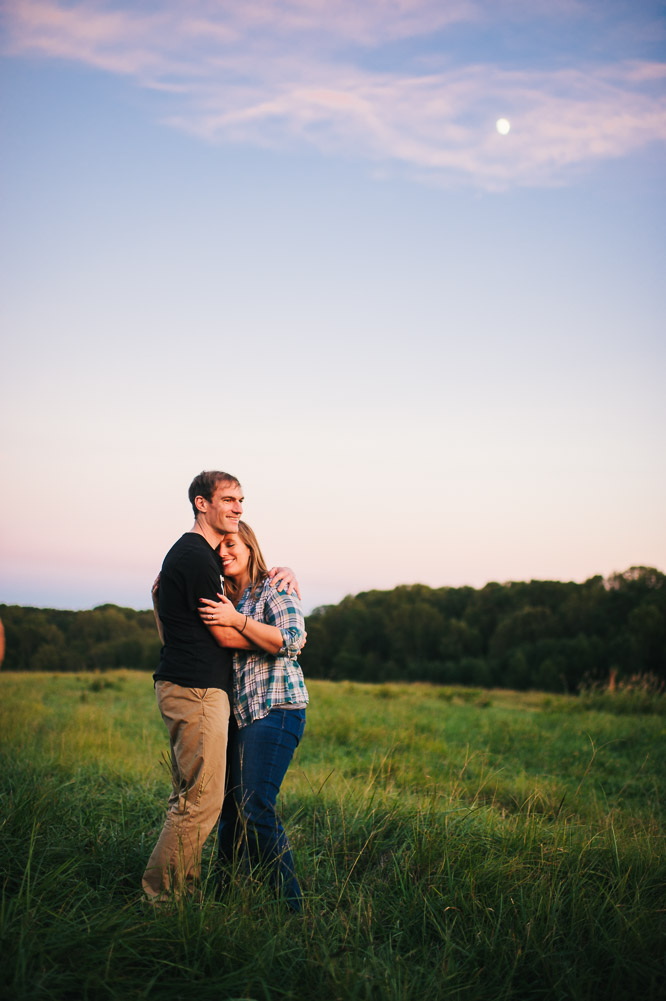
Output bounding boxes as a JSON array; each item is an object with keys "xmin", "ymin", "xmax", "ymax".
[{"xmin": 4, "ymin": 0, "xmax": 665, "ymax": 189}]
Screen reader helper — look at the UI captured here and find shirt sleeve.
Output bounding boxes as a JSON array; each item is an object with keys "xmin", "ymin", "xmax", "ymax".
[
  {"xmin": 262, "ymin": 585, "xmax": 305, "ymax": 657},
  {"xmin": 182, "ymin": 547, "xmax": 224, "ymax": 612}
]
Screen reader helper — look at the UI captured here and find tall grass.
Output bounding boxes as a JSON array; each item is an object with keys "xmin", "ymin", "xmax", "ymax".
[{"xmin": 1, "ymin": 673, "xmax": 664, "ymax": 1000}]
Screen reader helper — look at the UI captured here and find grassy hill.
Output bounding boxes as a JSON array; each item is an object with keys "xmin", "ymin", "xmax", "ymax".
[{"xmin": 1, "ymin": 672, "xmax": 664, "ymax": 1000}]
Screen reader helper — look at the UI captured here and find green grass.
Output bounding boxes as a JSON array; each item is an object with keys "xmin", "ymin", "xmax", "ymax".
[{"xmin": 1, "ymin": 672, "xmax": 664, "ymax": 1000}]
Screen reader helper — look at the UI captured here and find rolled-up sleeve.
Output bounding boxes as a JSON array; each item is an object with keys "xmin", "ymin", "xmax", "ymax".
[{"xmin": 263, "ymin": 587, "xmax": 305, "ymax": 657}]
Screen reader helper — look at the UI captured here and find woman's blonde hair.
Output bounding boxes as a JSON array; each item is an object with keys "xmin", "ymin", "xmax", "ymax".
[{"xmin": 224, "ymin": 521, "xmax": 269, "ymax": 603}]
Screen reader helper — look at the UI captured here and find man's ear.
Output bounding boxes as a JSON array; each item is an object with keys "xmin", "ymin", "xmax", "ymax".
[{"xmin": 194, "ymin": 495, "xmax": 208, "ymax": 513}]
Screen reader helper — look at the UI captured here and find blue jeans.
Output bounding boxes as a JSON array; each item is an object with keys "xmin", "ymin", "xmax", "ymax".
[{"xmin": 218, "ymin": 708, "xmax": 306, "ymax": 908}]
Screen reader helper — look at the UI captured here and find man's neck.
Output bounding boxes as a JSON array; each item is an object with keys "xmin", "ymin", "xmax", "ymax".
[{"xmin": 190, "ymin": 519, "xmax": 222, "ymax": 550}]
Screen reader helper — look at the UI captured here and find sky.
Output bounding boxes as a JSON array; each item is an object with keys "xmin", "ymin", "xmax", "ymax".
[{"xmin": 1, "ymin": 0, "xmax": 665, "ymax": 614}]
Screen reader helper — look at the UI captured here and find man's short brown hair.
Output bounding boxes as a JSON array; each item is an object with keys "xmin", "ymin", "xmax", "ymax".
[{"xmin": 188, "ymin": 470, "xmax": 241, "ymax": 516}]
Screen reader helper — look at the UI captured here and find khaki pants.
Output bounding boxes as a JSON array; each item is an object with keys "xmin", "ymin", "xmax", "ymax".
[{"xmin": 142, "ymin": 681, "xmax": 230, "ymax": 901}]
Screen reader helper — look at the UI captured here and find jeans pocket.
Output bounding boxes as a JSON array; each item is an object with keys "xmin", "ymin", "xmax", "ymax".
[
  {"xmin": 283, "ymin": 708, "xmax": 306, "ymax": 744},
  {"xmin": 263, "ymin": 708, "xmax": 305, "ymax": 741}
]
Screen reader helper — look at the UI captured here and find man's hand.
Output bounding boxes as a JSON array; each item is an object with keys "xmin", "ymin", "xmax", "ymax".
[{"xmin": 268, "ymin": 566, "xmax": 301, "ymax": 599}]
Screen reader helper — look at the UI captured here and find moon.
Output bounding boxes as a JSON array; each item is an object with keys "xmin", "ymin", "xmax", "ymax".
[{"xmin": 496, "ymin": 118, "xmax": 511, "ymax": 135}]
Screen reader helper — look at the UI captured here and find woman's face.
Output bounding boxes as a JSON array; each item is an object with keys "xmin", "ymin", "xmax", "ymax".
[{"xmin": 219, "ymin": 535, "xmax": 251, "ymax": 579}]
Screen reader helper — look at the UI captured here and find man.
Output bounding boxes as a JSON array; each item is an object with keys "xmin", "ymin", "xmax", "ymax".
[{"xmin": 142, "ymin": 470, "xmax": 297, "ymax": 901}]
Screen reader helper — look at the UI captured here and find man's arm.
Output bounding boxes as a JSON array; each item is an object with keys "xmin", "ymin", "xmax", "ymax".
[{"xmin": 267, "ymin": 566, "xmax": 301, "ymax": 599}]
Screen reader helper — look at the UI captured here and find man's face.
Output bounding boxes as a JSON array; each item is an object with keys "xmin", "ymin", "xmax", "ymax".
[{"xmin": 197, "ymin": 481, "xmax": 244, "ymax": 537}]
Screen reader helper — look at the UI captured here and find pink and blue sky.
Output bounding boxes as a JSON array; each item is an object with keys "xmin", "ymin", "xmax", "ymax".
[{"xmin": 1, "ymin": 0, "xmax": 665, "ymax": 613}]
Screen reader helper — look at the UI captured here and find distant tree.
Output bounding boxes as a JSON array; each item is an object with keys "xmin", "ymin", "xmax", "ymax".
[
  {"xmin": 533, "ymin": 656, "xmax": 568, "ymax": 693},
  {"xmin": 504, "ymin": 649, "xmax": 531, "ymax": 690},
  {"xmin": 489, "ymin": 606, "xmax": 554, "ymax": 658},
  {"xmin": 628, "ymin": 602, "xmax": 666, "ymax": 674}
]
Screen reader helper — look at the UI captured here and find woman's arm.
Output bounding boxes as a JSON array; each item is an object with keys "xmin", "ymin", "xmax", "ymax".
[
  {"xmin": 151, "ymin": 575, "xmax": 165, "ymax": 646},
  {"xmin": 153, "ymin": 572, "xmax": 254, "ymax": 650},
  {"xmin": 263, "ymin": 585, "xmax": 306, "ymax": 657},
  {"xmin": 207, "ymin": 623, "xmax": 256, "ymax": 650},
  {"xmin": 199, "ymin": 594, "xmax": 283, "ymax": 654}
]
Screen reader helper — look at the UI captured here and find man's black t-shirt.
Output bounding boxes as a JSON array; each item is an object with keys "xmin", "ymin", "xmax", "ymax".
[{"xmin": 153, "ymin": 533, "xmax": 232, "ymax": 693}]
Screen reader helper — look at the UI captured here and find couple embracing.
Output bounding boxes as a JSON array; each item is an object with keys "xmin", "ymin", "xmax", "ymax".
[{"xmin": 142, "ymin": 470, "xmax": 308, "ymax": 910}]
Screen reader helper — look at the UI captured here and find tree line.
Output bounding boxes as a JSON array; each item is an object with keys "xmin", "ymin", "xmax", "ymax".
[
  {"xmin": 299, "ymin": 566, "xmax": 665, "ymax": 692},
  {"xmin": 1, "ymin": 566, "xmax": 664, "ymax": 691},
  {"xmin": 0, "ymin": 604, "xmax": 161, "ymax": 673}
]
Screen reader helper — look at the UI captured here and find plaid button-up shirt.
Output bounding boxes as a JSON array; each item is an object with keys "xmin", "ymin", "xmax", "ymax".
[{"xmin": 232, "ymin": 577, "xmax": 309, "ymax": 728}]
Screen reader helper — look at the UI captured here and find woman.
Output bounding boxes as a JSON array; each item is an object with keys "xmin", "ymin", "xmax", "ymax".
[{"xmin": 198, "ymin": 521, "xmax": 308, "ymax": 909}]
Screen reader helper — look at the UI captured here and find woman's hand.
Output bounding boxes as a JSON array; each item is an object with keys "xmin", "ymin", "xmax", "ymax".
[
  {"xmin": 151, "ymin": 573, "xmax": 161, "ymax": 605},
  {"xmin": 198, "ymin": 594, "xmax": 244, "ymax": 629}
]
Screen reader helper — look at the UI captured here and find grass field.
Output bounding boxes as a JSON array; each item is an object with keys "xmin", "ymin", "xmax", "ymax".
[{"xmin": 1, "ymin": 671, "xmax": 664, "ymax": 1000}]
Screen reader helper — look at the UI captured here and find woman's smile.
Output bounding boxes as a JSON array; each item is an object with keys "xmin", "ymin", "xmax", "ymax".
[{"xmin": 219, "ymin": 536, "xmax": 250, "ymax": 579}]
